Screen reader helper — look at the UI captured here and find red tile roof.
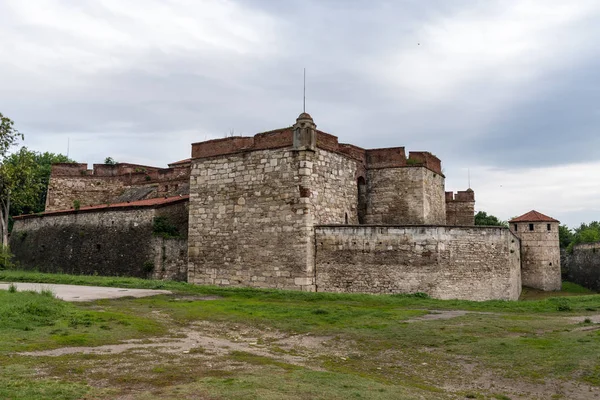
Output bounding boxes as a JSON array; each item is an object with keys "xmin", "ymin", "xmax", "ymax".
[
  {"xmin": 168, "ymin": 158, "xmax": 191, "ymax": 166},
  {"xmin": 14, "ymin": 195, "xmax": 189, "ymax": 220},
  {"xmin": 509, "ymin": 210, "xmax": 559, "ymax": 223}
]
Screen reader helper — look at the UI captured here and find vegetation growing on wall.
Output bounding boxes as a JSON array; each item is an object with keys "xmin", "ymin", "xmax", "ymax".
[{"xmin": 152, "ymin": 216, "xmax": 180, "ymax": 238}]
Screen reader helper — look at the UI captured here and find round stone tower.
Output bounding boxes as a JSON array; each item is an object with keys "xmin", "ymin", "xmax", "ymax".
[{"xmin": 509, "ymin": 210, "xmax": 561, "ymax": 291}]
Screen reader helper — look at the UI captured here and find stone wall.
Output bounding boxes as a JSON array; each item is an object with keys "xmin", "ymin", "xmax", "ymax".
[
  {"xmin": 510, "ymin": 222, "xmax": 561, "ymax": 291},
  {"xmin": 563, "ymin": 242, "xmax": 600, "ymax": 291},
  {"xmin": 315, "ymin": 225, "xmax": 521, "ymax": 301},
  {"xmin": 10, "ymin": 203, "xmax": 188, "ymax": 280},
  {"xmin": 187, "ymin": 148, "xmax": 317, "ymax": 290},
  {"xmin": 45, "ymin": 163, "xmax": 190, "ymax": 212},
  {"xmin": 151, "ymin": 237, "xmax": 188, "ymax": 281},
  {"xmin": 311, "ymin": 149, "xmax": 360, "ymax": 225},
  {"xmin": 445, "ymin": 190, "xmax": 475, "ymax": 226},
  {"xmin": 365, "ymin": 167, "xmax": 446, "ymax": 225}
]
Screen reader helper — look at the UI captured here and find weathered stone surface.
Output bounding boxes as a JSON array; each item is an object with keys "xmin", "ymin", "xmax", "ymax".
[
  {"xmin": 45, "ymin": 163, "xmax": 190, "ymax": 212},
  {"xmin": 365, "ymin": 167, "xmax": 446, "ymax": 225},
  {"xmin": 510, "ymin": 221, "xmax": 561, "ymax": 291},
  {"xmin": 563, "ymin": 242, "xmax": 600, "ymax": 291},
  {"xmin": 10, "ymin": 203, "xmax": 188, "ymax": 280},
  {"xmin": 315, "ymin": 225, "xmax": 521, "ymax": 301},
  {"xmin": 445, "ymin": 190, "xmax": 475, "ymax": 226}
]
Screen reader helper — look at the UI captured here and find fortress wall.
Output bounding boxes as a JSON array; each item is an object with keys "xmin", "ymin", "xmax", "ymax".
[
  {"xmin": 364, "ymin": 167, "xmax": 445, "ymax": 225},
  {"xmin": 315, "ymin": 225, "xmax": 521, "ymax": 301},
  {"xmin": 311, "ymin": 149, "xmax": 361, "ymax": 225},
  {"xmin": 187, "ymin": 148, "xmax": 317, "ymax": 291},
  {"xmin": 10, "ymin": 204, "xmax": 188, "ymax": 280},
  {"xmin": 423, "ymin": 169, "xmax": 446, "ymax": 225},
  {"xmin": 445, "ymin": 191, "xmax": 475, "ymax": 226},
  {"xmin": 45, "ymin": 164, "xmax": 191, "ymax": 212},
  {"xmin": 45, "ymin": 176, "xmax": 126, "ymax": 211},
  {"xmin": 564, "ymin": 243, "xmax": 600, "ymax": 291}
]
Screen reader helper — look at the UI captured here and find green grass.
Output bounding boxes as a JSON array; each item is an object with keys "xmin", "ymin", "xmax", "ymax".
[
  {"xmin": 2, "ymin": 269, "xmax": 599, "ymax": 313},
  {"xmin": 0, "ymin": 289, "xmax": 167, "ymax": 354},
  {"xmin": 1, "ymin": 270, "xmax": 600, "ymax": 399}
]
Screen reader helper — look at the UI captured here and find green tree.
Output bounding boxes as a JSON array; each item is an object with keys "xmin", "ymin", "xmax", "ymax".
[
  {"xmin": 0, "ymin": 113, "xmax": 25, "ymax": 247},
  {"xmin": 3, "ymin": 147, "xmax": 74, "ymax": 218},
  {"xmin": 474, "ymin": 211, "xmax": 508, "ymax": 227},
  {"xmin": 559, "ymin": 225, "xmax": 574, "ymax": 249},
  {"xmin": 104, "ymin": 157, "xmax": 117, "ymax": 165},
  {"xmin": 567, "ymin": 221, "xmax": 600, "ymax": 253}
]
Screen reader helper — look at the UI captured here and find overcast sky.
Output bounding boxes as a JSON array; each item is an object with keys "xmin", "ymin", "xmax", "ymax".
[{"xmin": 1, "ymin": 0, "xmax": 599, "ymax": 227}]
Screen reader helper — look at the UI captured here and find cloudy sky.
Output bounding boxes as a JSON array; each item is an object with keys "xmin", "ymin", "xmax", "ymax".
[{"xmin": 1, "ymin": 0, "xmax": 599, "ymax": 227}]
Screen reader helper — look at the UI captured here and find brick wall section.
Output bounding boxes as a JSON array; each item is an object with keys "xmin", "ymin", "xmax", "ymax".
[
  {"xmin": 564, "ymin": 243, "xmax": 600, "ymax": 291},
  {"xmin": 445, "ymin": 190, "xmax": 475, "ymax": 226},
  {"xmin": 187, "ymin": 148, "xmax": 317, "ymax": 290},
  {"xmin": 10, "ymin": 203, "xmax": 188, "ymax": 280},
  {"xmin": 315, "ymin": 225, "xmax": 522, "ymax": 301},
  {"xmin": 365, "ymin": 167, "xmax": 446, "ymax": 225},
  {"xmin": 510, "ymin": 222, "xmax": 561, "ymax": 291},
  {"xmin": 45, "ymin": 163, "xmax": 190, "ymax": 212}
]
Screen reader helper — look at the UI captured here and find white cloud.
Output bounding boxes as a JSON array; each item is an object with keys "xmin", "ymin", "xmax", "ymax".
[
  {"xmin": 446, "ymin": 161, "xmax": 600, "ymax": 228},
  {"xmin": 376, "ymin": 0, "xmax": 600, "ymax": 102},
  {"xmin": 1, "ymin": 0, "xmax": 279, "ymax": 76}
]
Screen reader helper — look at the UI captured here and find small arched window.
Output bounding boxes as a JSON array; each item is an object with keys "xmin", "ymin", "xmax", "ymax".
[{"xmin": 345, "ymin": 213, "xmax": 349, "ymax": 224}]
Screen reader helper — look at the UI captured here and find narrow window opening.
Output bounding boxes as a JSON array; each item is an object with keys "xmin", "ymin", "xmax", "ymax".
[
  {"xmin": 529, "ymin": 223, "xmax": 534, "ymax": 231},
  {"xmin": 514, "ymin": 224, "xmax": 517, "ymax": 231},
  {"xmin": 547, "ymin": 224, "xmax": 551, "ymax": 231},
  {"xmin": 344, "ymin": 213, "xmax": 349, "ymax": 224}
]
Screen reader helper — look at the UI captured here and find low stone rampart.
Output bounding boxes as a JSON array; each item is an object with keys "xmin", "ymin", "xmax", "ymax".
[
  {"xmin": 10, "ymin": 201, "xmax": 188, "ymax": 281},
  {"xmin": 315, "ymin": 225, "xmax": 521, "ymax": 300},
  {"xmin": 564, "ymin": 242, "xmax": 600, "ymax": 291}
]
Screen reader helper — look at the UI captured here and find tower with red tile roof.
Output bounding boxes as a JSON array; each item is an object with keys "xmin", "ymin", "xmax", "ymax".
[{"xmin": 509, "ymin": 210, "xmax": 561, "ymax": 291}]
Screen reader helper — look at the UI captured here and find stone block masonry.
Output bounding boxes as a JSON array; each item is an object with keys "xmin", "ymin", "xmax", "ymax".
[
  {"xmin": 315, "ymin": 225, "xmax": 521, "ymax": 300},
  {"xmin": 510, "ymin": 213, "xmax": 561, "ymax": 291},
  {"xmin": 563, "ymin": 242, "xmax": 600, "ymax": 291},
  {"xmin": 187, "ymin": 147, "xmax": 318, "ymax": 291},
  {"xmin": 45, "ymin": 163, "xmax": 190, "ymax": 212},
  {"xmin": 10, "ymin": 197, "xmax": 189, "ymax": 280},
  {"xmin": 445, "ymin": 190, "xmax": 475, "ymax": 226}
]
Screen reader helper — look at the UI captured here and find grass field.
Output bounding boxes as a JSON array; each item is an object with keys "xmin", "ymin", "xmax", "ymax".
[{"xmin": 0, "ymin": 270, "xmax": 599, "ymax": 399}]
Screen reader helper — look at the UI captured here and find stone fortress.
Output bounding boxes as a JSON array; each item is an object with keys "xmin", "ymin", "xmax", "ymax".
[{"xmin": 10, "ymin": 113, "xmax": 562, "ymax": 301}]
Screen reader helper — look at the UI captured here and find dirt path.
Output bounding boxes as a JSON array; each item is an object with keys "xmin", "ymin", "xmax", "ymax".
[{"xmin": 0, "ymin": 282, "xmax": 170, "ymax": 301}]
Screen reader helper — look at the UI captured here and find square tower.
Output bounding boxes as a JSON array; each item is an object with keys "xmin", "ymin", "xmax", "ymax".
[{"xmin": 509, "ymin": 210, "xmax": 561, "ymax": 291}]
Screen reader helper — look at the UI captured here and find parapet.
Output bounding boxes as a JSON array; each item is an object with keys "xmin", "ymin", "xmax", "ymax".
[
  {"xmin": 51, "ymin": 162, "xmax": 164, "ymax": 177},
  {"xmin": 50, "ymin": 162, "xmax": 190, "ymax": 185},
  {"xmin": 190, "ymin": 124, "xmax": 443, "ymax": 175},
  {"xmin": 446, "ymin": 189, "xmax": 475, "ymax": 202}
]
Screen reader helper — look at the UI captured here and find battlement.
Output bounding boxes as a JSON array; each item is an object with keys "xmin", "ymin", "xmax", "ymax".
[
  {"xmin": 190, "ymin": 128, "xmax": 443, "ymax": 175},
  {"xmin": 445, "ymin": 189, "xmax": 475, "ymax": 202},
  {"xmin": 51, "ymin": 162, "xmax": 163, "ymax": 177}
]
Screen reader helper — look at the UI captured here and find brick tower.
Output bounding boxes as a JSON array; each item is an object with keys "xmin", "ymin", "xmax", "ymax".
[{"xmin": 509, "ymin": 210, "xmax": 561, "ymax": 291}]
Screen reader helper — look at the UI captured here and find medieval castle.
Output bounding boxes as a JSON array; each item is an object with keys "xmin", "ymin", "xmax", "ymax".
[{"xmin": 10, "ymin": 113, "xmax": 562, "ymax": 301}]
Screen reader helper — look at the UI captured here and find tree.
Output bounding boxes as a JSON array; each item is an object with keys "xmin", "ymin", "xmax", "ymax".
[
  {"xmin": 559, "ymin": 225, "xmax": 574, "ymax": 249},
  {"xmin": 0, "ymin": 113, "xmax": 24, "ymax": 247},
  {"xmin": 104, "ymin": 157, "xmax": 117, "ymax": 165},
  {"xmin": 474, "ymin": 211, "xmax": 508, "ymax": 227},
  {"xmin": 567, "ymin": 221, "xmax": 600, "ymax": 253},
  {"xmin": 3, "ymin": 147, "xmax": 74, "ymax": 218}
]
